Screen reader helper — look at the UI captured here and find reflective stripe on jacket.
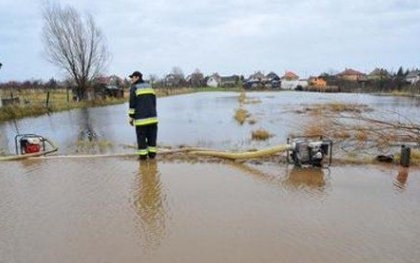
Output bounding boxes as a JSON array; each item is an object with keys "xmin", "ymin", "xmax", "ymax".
[
  {"xmin": 134, "ymin": 117, "xmax": 158, "ymax": 126},
  {"xmin": 128, "ymin": 81, "xmax": 158, "ymax": 126}
]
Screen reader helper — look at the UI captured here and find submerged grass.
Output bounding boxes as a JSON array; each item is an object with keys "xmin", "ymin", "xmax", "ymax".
[
  {"xmin": 234, "ymin": 108, "xmax": 249, "ymax": 125},
  {"xmin": 251, "ymin": 129, "xmax": 273, "ymax": 141},
  {"xmin": 411, "ymin": 149, "xmax": 420, "ymax": 163},
  {"xmin": 300, "ymin": 102, "xmax": 373, "ymax": 116}
]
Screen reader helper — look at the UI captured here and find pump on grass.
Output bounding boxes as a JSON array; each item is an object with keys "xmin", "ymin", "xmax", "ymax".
[{"xmin": 286, "ymin": 135, "xmax": 333, "ymax": 168}]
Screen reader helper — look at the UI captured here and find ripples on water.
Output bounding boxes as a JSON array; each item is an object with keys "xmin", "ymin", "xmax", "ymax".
[{"xmin": 1, "ymin": 159, "xmax": 419, "ymax": 263}]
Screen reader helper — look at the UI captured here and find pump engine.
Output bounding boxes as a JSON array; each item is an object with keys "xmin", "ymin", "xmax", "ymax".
[
  {"xmin": 15, "ymin": 134, "xmax": 46, "ymax": 155},
  {"xmin": 287, "ymin": 136, "xmax": 333, "ymax": 167}
]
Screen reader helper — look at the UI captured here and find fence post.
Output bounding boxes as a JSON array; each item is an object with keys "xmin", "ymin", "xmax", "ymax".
[
  {"xmin": 46, "ymin": 91, "xmax": 50, "ymax": 107},
  {"xmin": 400, "ymin": 145, "xmax": 411, "ymax": 167}
]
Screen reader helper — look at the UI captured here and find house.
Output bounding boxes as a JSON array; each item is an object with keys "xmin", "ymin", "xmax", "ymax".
[
  {"xmin": 220, "ymin": 75, "xmax": 240, "ymax": 87},
  {"xmin": 244, "ymin": 71, "xmax": 282, "ymax": 89},
  {"xmin": 266, "ymin": 72, "xmax": 280, "ymax": 81},
  {"xmin": 281, "ymin": 71, "xmax": 299, "ymax": 81},
  {"xmin": 243, "ymin": 79, "xmax": 262, "ymax": 89},
  {"xmin": 248, "ymin": 71, "xmax": 266, "ymax": 82},
  {"xmin": 206, "ymin": 73, "xmax": 221, "ymax": 87},
  {"xmin": 91, "ymin": 75, "xmax": 124, "ymax": 99},
  {"xmin": 280, "ymin": 71, "xmax": 307, "ymax": 90},
  {"xmin": 163, "ymin": 73, "xmax": 185, "ymax": 87},
  {"xmin": 206, "ymin": 74, "xmax": 241, "ymax": 87},
  {"xmin": 406, "ymin": 70, "xmax": 420, "ymax": 84},
  {"xmin": 265, "ymin": 72, "xmax": 281, "ymax": 89},
  {"xmin": 337, "ymin": 68, "xmax": 367, "ymax": 81},
  {"xmin": 281, "ymin": 79, "xmax": 308, "ymax": 90},
  {"xmin": 309, "ymin": 77, "xmax": 327, "ymax": 88},
  {"xmin": 243, "ymin": 71, "xmax": 266, "ymax": 89},
  {"xmin": 367, "ymin": 68, "xmax": 391, "ymax": 81},
  {"xmin": 96, "ymin": 85, "xmax": 124, "ymax": 98}
]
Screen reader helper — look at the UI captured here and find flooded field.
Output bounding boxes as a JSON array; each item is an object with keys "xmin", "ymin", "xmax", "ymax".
[
  {"xmin": 1, "ymin": 158, "xmax": 419, "ymax": 263},
  {"xmin": 1, "ymin": 91, "xmax": 420, "ymax": 262},
  {"xmin": 1, "ymin": 91, "xmax": 419, "ymax": 155}
]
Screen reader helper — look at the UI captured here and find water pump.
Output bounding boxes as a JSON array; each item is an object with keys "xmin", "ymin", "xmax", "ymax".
[
  {"xmin": 15, "ymin": 134, "xmax": 47, "ymax": 155},
  {"xmin": 287, "ymin": 136, "xmax": 333, "ymax": 167}
]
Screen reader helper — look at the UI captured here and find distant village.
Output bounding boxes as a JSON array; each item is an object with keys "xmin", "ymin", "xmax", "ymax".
[
  {"xmin": 77, "ymin": 67, "xmax": 420, "ymax": 94},
  {"xmin": 153, "ymin": 67, "xmax": 420, "ymax": 93},
  {"xmin": 1, "ymin": 67, "xmax": 420, "ymax": 101}
]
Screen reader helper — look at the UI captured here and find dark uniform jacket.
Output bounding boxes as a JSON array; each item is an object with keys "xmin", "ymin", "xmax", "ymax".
[{"xmin": 128, "ymin": 81, "xmax": 158, "ymax": 126}]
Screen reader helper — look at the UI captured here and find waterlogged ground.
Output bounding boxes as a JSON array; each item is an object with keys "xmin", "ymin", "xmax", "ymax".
[{"xmin": 0, "ymin": 158, "xmax": 419, "ymax": 263}]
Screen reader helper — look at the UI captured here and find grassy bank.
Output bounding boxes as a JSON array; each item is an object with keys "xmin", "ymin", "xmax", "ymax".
[{"xmin": 0, "ymin": 95, "xmax": 127, "ymax": 122}]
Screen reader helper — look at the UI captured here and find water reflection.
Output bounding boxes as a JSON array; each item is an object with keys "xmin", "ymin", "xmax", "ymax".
[
  {"xmin": 282, "ymin": 167, "xmax": 328, "ymax": 193},
  {"xmin": 229, "ymin": 162, "xmax": 330, "ymax": 198},
  {"xmin": 394, "ymin": 167, "xmax": 409, "ymax": 192},
  {"xmin": 74, "ymin": 108, "xmax": 105, "ymax": 154},
  {"xmin": 20, "ymin": 158, "xmax": 43, "ymax": 172},
  {"xmin": 77, "ymin": 108, "xmax": 98, "ymax": 141},
  {"xmin": 229, "ymin": 162, "xmax": 283, "ymax": 186},
  {"xmin": 132, "ymin": 160, "xmax": 168, "ymax": 250},
  {"xmin": 282, "ymin": 167, "xmax": 330, "ymax": 199}
]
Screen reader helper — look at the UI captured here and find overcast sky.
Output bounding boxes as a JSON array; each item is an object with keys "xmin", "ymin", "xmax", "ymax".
[{"xmin": 0, "ymin": 0, "xmax": 419, "ymax": 81}]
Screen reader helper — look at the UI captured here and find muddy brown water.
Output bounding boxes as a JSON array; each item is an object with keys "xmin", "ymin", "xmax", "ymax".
[{"xmin": 1, "ymin": 158, "xmax": 419, "ymax": 263}]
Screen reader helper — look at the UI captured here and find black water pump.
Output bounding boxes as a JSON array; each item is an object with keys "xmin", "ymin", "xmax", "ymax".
[{"xmin": 287, "ymin": 136, "xmax": 333, "ymax": 167}]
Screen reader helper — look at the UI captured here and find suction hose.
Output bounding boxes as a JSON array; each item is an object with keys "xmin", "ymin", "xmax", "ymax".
[{"xmin": 188, "ymin": 144, "xmax": 293, "ymax": 160}]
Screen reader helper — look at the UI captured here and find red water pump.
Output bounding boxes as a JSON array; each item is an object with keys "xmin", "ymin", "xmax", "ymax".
[{"xmin": 15, "ymin": 134, "xmax": 46, "ymax": 155}]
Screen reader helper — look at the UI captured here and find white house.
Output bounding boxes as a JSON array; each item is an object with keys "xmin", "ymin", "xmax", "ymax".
[
  {"xmin": 281, "ymin": 80, "xmax": 308, "ymax": 90},
  {"xmin": 206, "ymin": 74, "xmax": 221, "ymax": 87},
  {"xmin": 406, "ymin": 70, "xmax": 420, "ymax": 84}
]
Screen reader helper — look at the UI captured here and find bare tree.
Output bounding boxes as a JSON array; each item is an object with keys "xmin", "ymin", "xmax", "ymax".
[
  {"xmin": 148, "ymin": 74, "xmax": 159, "ymax": 85},
  {"xmin": 171, "ymin": 66, "xmax": 184, "ymax": 79},
  {"xmin": 297, "ymin": 103, "xmax": 420, "ymax": 157},
  {"xmin": 41, "ymin": 2, "xmax": 110, "ymax": 100},
  {"xmin": 189, "ymin": 68, "xmax": 205, "ymax": 87}
]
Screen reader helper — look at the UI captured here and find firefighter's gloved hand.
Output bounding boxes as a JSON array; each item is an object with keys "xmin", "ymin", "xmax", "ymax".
[{"xmin": 129, "ymin": 118, "xmax": 134, "ymax": 126}]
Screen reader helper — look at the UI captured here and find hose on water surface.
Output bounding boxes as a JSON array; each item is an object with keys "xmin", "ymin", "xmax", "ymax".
[
  {"xmin": 0, "ymin": 142, "xmax": 292, "ymax": 161},
  {"xmin": 188, "ymin": 144, "xmax": 293, "ymax": 160}
]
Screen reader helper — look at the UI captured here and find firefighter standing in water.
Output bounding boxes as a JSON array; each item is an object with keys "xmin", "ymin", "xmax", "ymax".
[{"xmin": 128, "ymin": 71, "xmax": 158, "ymax": 160}]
